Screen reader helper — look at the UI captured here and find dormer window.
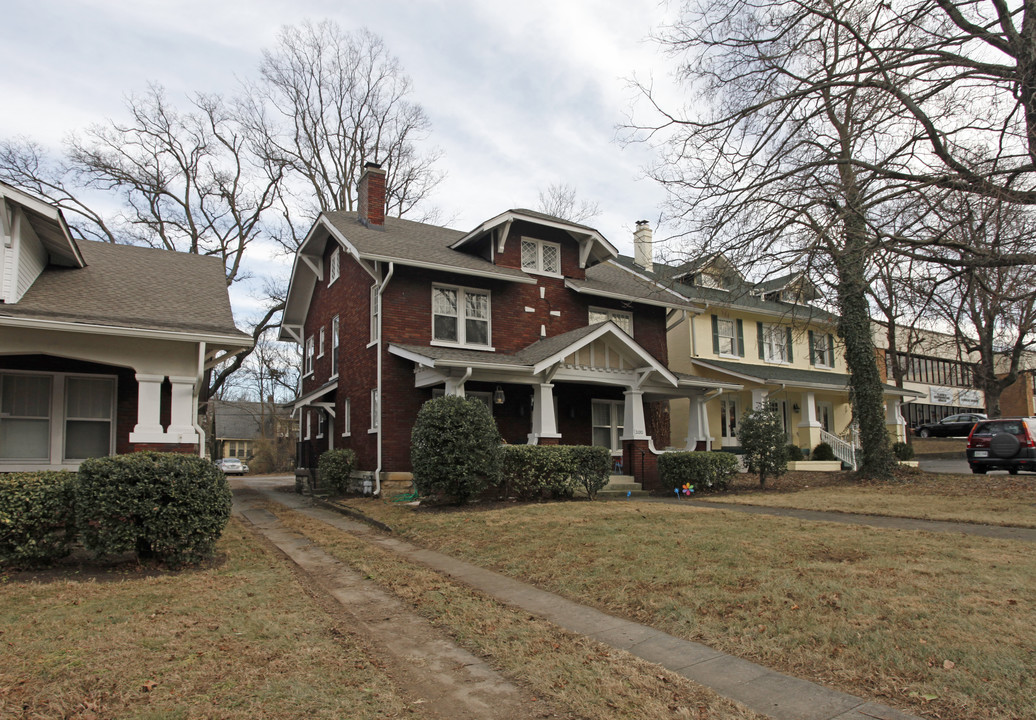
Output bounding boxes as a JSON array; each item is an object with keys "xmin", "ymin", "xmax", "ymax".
[
  {"xmin": 589, "ymin": 307, "xmax": 633, "ymax": 336},
  {"xmin": 521, "ymin": 238, "xmax": 561, "ymax": 276},
  {"xmin": 697, "ymin": 271, "xmax": 725, "ymax": 290}
]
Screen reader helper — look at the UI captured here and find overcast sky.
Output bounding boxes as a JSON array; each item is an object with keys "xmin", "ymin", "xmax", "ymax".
[{"xmin": 0, "ymin": 0, "xmax": 686, "ymax": 319}]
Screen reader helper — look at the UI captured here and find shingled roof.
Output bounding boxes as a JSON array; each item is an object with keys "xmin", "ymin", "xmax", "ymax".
[{"xmin": 0, "ymin": 239, "xmax": 250, "ymax": 342}]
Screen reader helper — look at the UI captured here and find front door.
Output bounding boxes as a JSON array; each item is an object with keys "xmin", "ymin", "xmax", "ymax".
[
  {"xmin": 720, "ymin": 397, "xmax": 739, "ymax": 447},
  {"xmin": 815, "ymin": 401, "xmax": 834, "ymax": 433}
]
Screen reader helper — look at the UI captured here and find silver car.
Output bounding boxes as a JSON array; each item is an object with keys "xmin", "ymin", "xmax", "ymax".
[{"xmin": 216, "ymin": 457, "xmax": 247, "ymax": 475}]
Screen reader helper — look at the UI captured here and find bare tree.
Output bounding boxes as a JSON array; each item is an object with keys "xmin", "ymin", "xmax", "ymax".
[
  {"xmin": 243, "ymin": 21, "xmax": 444, "ymax": 248},
  {"xmin": 536, "ymin": 183, "xmax": 602, "ymax": 224}
]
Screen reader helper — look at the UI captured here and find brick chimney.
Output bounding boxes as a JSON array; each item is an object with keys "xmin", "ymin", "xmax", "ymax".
[
  {"xmin": 634, "ymin": 220, "xmax": 653, "ymax": 273},
  {"xmin": 357, "ymin": 161, "xmax": 387, "ymax": 227}
]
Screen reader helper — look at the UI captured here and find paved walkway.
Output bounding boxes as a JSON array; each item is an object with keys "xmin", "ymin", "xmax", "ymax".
[
  {"xmin": 239, "ymin": 479, "xmax": 920, "ymax": 720},
  {"xmin": 649, "ymin": 498, "xmax": 1036, "ymax": 542}
]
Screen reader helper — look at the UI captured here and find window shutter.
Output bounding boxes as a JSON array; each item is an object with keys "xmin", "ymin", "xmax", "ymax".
[
  {"xmin": 808, "ymin": 330, "xmax": 815, "ymax": 365},
  {"xmin": 828, "ymin": 334, "xmax": 835, "ymax": 367},
  {"xmin": 757, "ymin": 322, "xmax": 765, "ymax": 359},
  {"xmin": 786, "ymin": 327, "xmax": 794, "ymax": 363},
  {"xmin": 736, "ymin": 319, "xmax": 745, "ymax": 357},
  {"xmin": 711, "ymin": 315, "xmax": 719, "ymax": 354}
]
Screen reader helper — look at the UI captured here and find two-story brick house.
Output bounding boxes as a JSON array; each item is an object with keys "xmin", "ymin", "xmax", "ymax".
[{"xmin": 279, "ymin": 164, "xmax": 739, "ymax": 493}]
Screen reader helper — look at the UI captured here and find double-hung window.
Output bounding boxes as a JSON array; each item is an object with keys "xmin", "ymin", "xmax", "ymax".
[
  {"xmin": 711, "ymin": 315, "xmax": 744, "ymax": 357},
  {"xmin": 369, "ymin": 389, "xmax": 379, "ymax": 432},
  {"xmin": 588, "ymin": 307, "xmax": 633, "ymax": 336},
  {"xmin": 759, "ymin": 323, "xmax": 792, "ymax": 363},
  {"xmin": 318, "ymin": 327, "xmax": 325, "ymax": 357},
  {"xmin": 329, "ymin": 248, "xmax": 340, "ymax": 285},
  {"xmin": 520, "ymin": 238, "xmax": 561, "ymax": 276},
  {"xmin": 809, "ymin": 331, "xmax": 835, "ymax": 368},
  {"xmin": 304, "ymin": 336, "xmax": 315, "ymax": 376},
  {"xmin": 432, "ymin": 285, "xmax": 491, "ymax": 348},
  {"xmin": 369, "ymin": 285, "xmax": 380, "ymax": 344},
  {"xmin": 342, "ymin": 397, "xmax": 351, "ymax": 437},
  {"xmin": 64, "ymin": 377, "xmax": 115, "ymax": 460},
  {"xmin": 1, "ymin": 373, "xmax": 52, "ymax": 460},
  {"xmin": 331, "ymin": 316, "xmax": 340, "ymax": 377}
]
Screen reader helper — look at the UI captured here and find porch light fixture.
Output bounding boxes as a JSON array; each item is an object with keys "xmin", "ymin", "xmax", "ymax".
[
  {"xmin": 494, "ymin": 386, "xmax": 506, "ymax": 405},
  {"xmin": 793, "ymin": 403, "xmax": 800, "ymax": 413}
]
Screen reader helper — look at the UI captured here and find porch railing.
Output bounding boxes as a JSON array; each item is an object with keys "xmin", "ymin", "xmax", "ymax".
[{"xmin": 820, "ymin": 428, "xmax": 857, "ymax": 470}]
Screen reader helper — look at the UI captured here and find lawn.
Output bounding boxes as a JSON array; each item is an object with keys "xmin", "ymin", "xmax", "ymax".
[
  {"xmin": 0, "ymin": 519, "xmax": 412, "ymax": 719},
  {"xmin": 699, "ymin": 470, "xmax": 1036, "ymax": 528},
  {"xmin": 350, "ymin": 496, "xmax": 1036, "ymax": 720}
]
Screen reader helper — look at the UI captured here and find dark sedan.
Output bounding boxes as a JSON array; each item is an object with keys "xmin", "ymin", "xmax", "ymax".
[{"xmin": 915, "ymin": 413, "xmax": 987, "ymax": 438}]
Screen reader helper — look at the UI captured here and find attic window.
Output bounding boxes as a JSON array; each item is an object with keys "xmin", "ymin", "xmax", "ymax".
[
  {"xmin": 521, "ymin": 238, "xmax": 561, "ymax": 276},
  {"xmin": 697, "ymin": 271, "xmax": 724, "ymax": 290},
  {"xmin": 329, "ymin": 248, "xmax": 340, "ymax": 285}
]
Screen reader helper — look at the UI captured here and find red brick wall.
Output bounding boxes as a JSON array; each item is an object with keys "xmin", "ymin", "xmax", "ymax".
[
  {"xmin": 623, "ymin": 439, "xmax": 661, "ymax": 491},
  {"xmin": 131, "ymin": 443, "xmax": 199, "ymax": 454}
]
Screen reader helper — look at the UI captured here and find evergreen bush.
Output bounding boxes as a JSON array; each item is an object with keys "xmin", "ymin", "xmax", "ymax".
[
  {"xmin": 411, "ymin": 396, "xmax": 501, "ymax": 504},
  {"xmin": 785, "ymin": 443, "xmax": 805, "ymax": 461},
  {"xmin": 567, "ymin": 445, "xmax": 611, "ymax": 500},
  {"xmin": 892, "ymin": 441, "xmax": 915, "ymax": 461},
  {"xmin": 317, "ymin": 448, "xmax": 356, "ymax": 494},
  {"xmin": 0, "ymin": 471, "xmax": 78, "ymax": 566},
  {"xmin": 812, "ymin": 442, "xmax": 837, "ymax": 461},
  {"xmin": 498, "ymin": 445, "xmax": 610, "ymax": 500},
  {"xmin": 738, "ymin": 410, "xmax": 788, "ymax": 487},
  {"xmin": 76, "ymin": 452, "xmax": 231, "ymax": 566},
  {"xmin": 658, "ymin": 451, "xmax": 738, "ymax": 492}
]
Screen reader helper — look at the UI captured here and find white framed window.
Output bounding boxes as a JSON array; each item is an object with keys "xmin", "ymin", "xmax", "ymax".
[
  {"xmin": 305, "ymin": 410, "xmax": 311, "ymax": 439},
  {"xmin": 369, "ymin": 389, "xmax": 379, "ymax": 432},
  {"xmin": 711, "ymin": 315, "xmax": 744, "ymax": 357},
  {"xmin": 316, "ymin": 410, "xmax": 326, "ymax": 438},
  {"xmin": 720, "ymin": 397, "xmax": 739, "ymax": 447},
  {"xmin": 591, "ymin": 400, "xmax": 624, "ymax": 453},
  {"xmin": 331, "ymin": 316, "xmax": 340, "ymax": 378},
  {"xmin": 432, "ymin": 285, "xmax": 491, "ymax": 348},
  {"xmin": 759, "ymin": 323, "xmax": 791, "ymax": 364},
  {"xmin": 810, "ymin": 331, "xmax": 834, "ymax": 368},
  {"xmin": 520, "ymin": 238, "xmax": 561, "ymax": 276},
  {"xmin": 369, "ymin": 285, "xmax": 380, "ymax": 345},
  {"xmin": 588, "ymin": 307, "xmax": 633, "ymax": 336},
  {"xmin": 1, "ymin": 373, "xmax": 52, "ymax": 460},
  {"xmin": 342, "ymin": 397, "xmax": 351, "ymax": 437},
  {"xmin": 64, "ymin": 376, "xmax": 115, "ymax": 461},
  {"xmin": 329, "ymin": 247, "xmax": 340, "ymax": 285},
  {"xmin": 304, "ymin": 336, "xmax": 315, "ymax": 376},
  {"xmin": 318, "ymin": 327, "xmax": 325, "ymax": 357}
]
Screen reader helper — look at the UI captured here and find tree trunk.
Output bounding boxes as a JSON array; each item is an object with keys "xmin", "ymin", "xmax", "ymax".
[{"xmin": 835, "ymin": 231, "xmax": 897, "ymax": 480}]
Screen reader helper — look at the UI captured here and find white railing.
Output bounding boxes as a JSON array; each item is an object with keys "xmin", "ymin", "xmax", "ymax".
[{"xmin": 821, "ymin": 428, "xmax": 857, "ymax": 470}]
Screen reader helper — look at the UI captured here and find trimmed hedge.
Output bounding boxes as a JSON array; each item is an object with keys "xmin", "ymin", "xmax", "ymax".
[
  {"xmin": 812, "ymin": 442, "xmax": 836, "ymax": 461},
  {"xmin": 657, "ymin": 451, "xmax": 738, "ymax": 493},
  {"xmin": 76, "ymin": 452, "xmax": 231, "ymax": 565},
  {"xmin": 411, "ymin": 396, "xmax": 501, "ymax": 504},
  {"xmin": 0, "ymin": 471, "xmax": 78, "ymax": 566},
  {"xmin": 500, "ymin": 445, "xmax": 611, "ymax": 501},
  {"xmin": 317, "ymin": 448, "xmax": 356, "ymax": 494},
  {"xmin": 785, "ymin": 444, "xmax": 805, "ymax": 461},
  {"xmin": 892, "ymin": 441, "xmax": 915, "ymax": 461}
]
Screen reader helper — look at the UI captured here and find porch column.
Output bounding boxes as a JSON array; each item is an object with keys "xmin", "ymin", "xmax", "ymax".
[
  {"xmin": 444, "ymin": 376, "xmax": 466, "ymax": 397},
  {"xmin": 796, "ymin": 390, "xmax": 822, "ymax": 452},
  {"xmin": 129, "ymin": 373, "xmax": 165, "ymax": 443},
  {"xmin": 167, "ymin": 376, "xmax": 199, "ymax": 443},
  {"xmin": 529, "ymin": 383, "xmax": 560, "ymax": 443},
  {"xmin": 685, "ymin": 392, "xmax": 712, "ymax": 451},
  {"xmin": 886, "ymin": 397, "xmax": 906, "ymax": 442},
  {"xmin": 621, "ymin": 388, "xmax": 648, "ymax": 440},
  {"xmin": 751, "ymin": 388, "xmax": 768, "ymax": 410}
]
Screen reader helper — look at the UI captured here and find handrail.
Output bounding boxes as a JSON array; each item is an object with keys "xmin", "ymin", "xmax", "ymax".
[{"xmin": 820, "ymin": 428, "xmax": 857, "ymax": 470}]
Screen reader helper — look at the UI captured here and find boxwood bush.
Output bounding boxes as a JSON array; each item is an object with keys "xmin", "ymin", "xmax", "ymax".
[
  {"xmin": 658, "ymin": 451, "xmax": 738, "ymax": 493},
  {"xmin": 812, "ymin": 442, "xmax": 837, "ymax": 461},
  {"xmin": 317, "ymin": 448, "xmax": 356, "ymax": 494},
  {"xmin": 892, "ymin": 441, "xmax": 915, "ymax": 461},
  {"xmin": 0, "ymin": 471, "xmax": 78, "ymax": 566},
  {"xmin": 567, "ymin": 445, "xmax": 611, "ymax": 500},
  {"xmin": 76, "ymin": 452, "xmax": 231, "ymax": 565},
  {"xmin": 411, "ymin": 396, "xmax": 501, "ymax": 504},
  {"xmin": 500, "ymin": 445, "xmax": 611, "ymax": 501}
]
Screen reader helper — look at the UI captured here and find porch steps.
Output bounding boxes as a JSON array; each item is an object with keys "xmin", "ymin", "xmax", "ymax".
[{"xmin": 597, "ymin": 474, "xmax": 649, "ymax": 498}]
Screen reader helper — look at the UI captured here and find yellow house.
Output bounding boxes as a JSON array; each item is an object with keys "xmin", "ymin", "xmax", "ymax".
[{"xmin": 621, "ymin": 251, "xmax": 917, "ymax": 464}]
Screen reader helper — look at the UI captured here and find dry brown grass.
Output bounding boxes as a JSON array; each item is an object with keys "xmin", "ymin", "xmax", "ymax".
[
  {"xmin": 266, "ymin": 503, "xmax": 764, "ymax": 720},
  {"xmin": 706, "ymin": 470, "xmax": 1036, "ymax": 527},
  {"xmin": 0, "ymin": 519, "xmax": 412, "ymax": 719},
  {"xmin": 350, "ymin": 497, "xmax": 1036, "ymax": 720}
]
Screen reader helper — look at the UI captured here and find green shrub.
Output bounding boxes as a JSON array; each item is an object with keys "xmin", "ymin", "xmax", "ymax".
[
  {"xmin": 568, "ymin": 445, "xmax": 611, "ymax": 500},
  {"xmin": 812, "ymin": 442, "xmax": 837, "ymax": 461},
  {"xmin": 500, "ymin": 445, "xmax": 575, "ymax": 500},
  {"xmin": 76, "ymin": 452, "xmax": 231, "ymax": 566},
  {"xmin": 0, "ymin": 471, "xmax": 78, "ymax": 566},
  {"xmin": 892, "ymin": 441, "xmax": 915, "ymax": 461},
  {"xmin": 317, "ymin": 448, "xmax": 356, "ymax": 494},
  {"xmin": 411, "ymin": 396, "xmax": 501, "ymax": 504},
  {"xmin": 738, "ymin": 410, "xmax": 788, "ymax": 487},
  {"xmin": 657, "ymin": 451, "xmax": 738, "ymax": 493},
  {"xmin": 785, "ymin": 444, "xmax": 805, "ymax": 461}
]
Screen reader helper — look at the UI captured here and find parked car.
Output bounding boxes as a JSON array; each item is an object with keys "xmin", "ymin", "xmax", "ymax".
[
  {"xmin": 216, "ymin": 457, "xmax": 248, "ymax": 475},
  {"xmin": 966, "ymin": 418, "xmax": 1036, "ymax": 474},
  {"xmin": 915, "ymin": 413, "xmax": 987, "ymax": 438}
]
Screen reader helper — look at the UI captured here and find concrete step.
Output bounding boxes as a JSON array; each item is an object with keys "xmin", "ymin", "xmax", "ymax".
[
  {"xmin": 599, "ymin": 474, "xmax": 648, "ymax": 498},
  {"xmin": 608, "ymin": 474, "xmax": 635, "ymax": 483}
]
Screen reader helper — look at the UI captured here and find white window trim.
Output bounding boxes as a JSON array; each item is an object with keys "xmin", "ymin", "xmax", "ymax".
[
  {"xmin": 761, "ymin": 323, "xmax": 791, "ymax": 365},
  {"xmin": 588, "ymin": 306, "xmax": 633, "ymax": 336},
  {"xmin": 431, "ymin": 283, "xmax": 494, "ymax": 350},
  {"xmin": 520, "ymin": 237, "xmax": 562, "ymax": 277},
  {"xmin": 304, "ymin": 336, "xmax": 315, "ymax": 377},
  {"xmin": 330, "ymin": 316, "xmax": 340, "ymax": 380},
  {"xmin": 0, "ymin": 370, "xmax": 117, "ymax": 468},
  {"xmin": 368, "ymin": 284, "xmax": 380, "ymax": 348},
  {"xmin": 341, "ymin": 396, "xmax": 351, "ymax": 437},
  {"xmin": 305, "ymin": 411, "xmax": 311, "ymax": 439},
  {"xmin": 316, "ymin": 409, "xmax": 325, "ymax": 439},
  {"xmin": 329, "ymin": 247, "xmax": 341, "ymax": 285},
  {"xmin": 591, "ymin": 399, "xmax": 625, "ymax": 454},
  {"xmin": 715, "ymin": 318, "xmax": 739, "ymax": 359},
  {"xmin": 369, "ymin": 389, "xmax": 380, "ymax": 433},
  {"xmin": 317, "ymin": 327, "xmax": 325, "ymax": 358},
  {"xmin": 813, "ymin": 334, "xmax": 834, "ymax": 369}
]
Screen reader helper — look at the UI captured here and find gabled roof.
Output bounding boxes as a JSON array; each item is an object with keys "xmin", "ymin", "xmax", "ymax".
[
  {"xmin": 0, "ymin": 238, "xmax": 250, "ymax": 345},
  {"xmin": 0, "ymin": 181, "xmax": 84, "ymax": 268},
  {"xmin": 752, "ymin": 272, "xmax": 819, "ymax": 302},
  {"xmin": 666, "ymin": 252, "xmax": 744, "ymax": 285},
  {"xmin": 450, "ymin": 208, "xmax": 618, "ymax": 269},
  {"xmin": 568, "ymin": 260, "xmax": 703, "ymax": 312}
]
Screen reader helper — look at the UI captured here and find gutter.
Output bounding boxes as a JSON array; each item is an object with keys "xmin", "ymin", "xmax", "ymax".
[
  {"xmin": 193, "ymin": 342, "xmax": 207, "ymax": 458},
  {"xmin": 374, "ymin": 261, "xmax": 394, "ymax": 497}
]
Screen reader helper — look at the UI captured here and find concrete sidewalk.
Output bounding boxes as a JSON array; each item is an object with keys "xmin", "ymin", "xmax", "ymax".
[{"xmin": 241, "ymin": 480, "xmax": 920, "ymax": 720}]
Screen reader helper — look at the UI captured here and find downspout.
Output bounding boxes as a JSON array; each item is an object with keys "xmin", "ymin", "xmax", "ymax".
[
  {"xmin": 193, "ymin": 342, "xmax": 207, "ymax": 458},
  {"xmin": 374, "ymin": 261, "xmax": 395, "ymax": 497}
]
